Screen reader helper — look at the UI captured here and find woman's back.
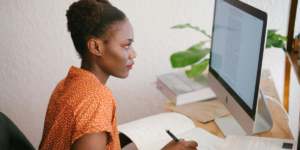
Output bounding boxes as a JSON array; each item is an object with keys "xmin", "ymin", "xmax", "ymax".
[{"xmin": 39, "ymin": 66, "xmax": 120, "ymax": 150}]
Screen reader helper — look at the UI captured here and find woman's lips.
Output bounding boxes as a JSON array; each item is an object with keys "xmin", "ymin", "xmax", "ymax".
[{"xmin": 127, "ymin": 62, "xmax": 134, "ymax": 69}]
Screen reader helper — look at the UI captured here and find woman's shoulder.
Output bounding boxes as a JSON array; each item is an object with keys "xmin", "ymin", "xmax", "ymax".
[
  {"xmin": 51, "ymin": 67, "xmax": 115, "ymax": 107},
  {"xmin": 78, "ymin": 75, "xmax": 112, "ymax": 94},
  {"xmin": 66, "ymin": 74, "xmax": 114, "ymax": 103}
]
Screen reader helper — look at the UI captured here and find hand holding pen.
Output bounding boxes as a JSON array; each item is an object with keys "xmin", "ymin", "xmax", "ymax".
[
  {"xmin": 161, "ymin": 129, "xmax": 198, "ymax": 150},
  {"xmin": 166, "ymin": 129, "xmax": 180, "ymax": 142}
]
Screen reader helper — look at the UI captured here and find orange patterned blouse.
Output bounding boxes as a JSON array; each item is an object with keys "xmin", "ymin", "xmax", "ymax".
[{"xmin": 39, "ymin": 66, "xmax": 120, "ymax": 150}]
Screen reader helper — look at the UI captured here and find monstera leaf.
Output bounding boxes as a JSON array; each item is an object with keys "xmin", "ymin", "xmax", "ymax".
[
  {"xmin": 185, "ymin": 59, "xmax": 209, "ymax": 78},
  {"xmin": 170, "ymin": 41, "xmax": 210, "ymax": 68},
  {"xmin": 266, "ymin": 29, "xmax": 286, "ymax": 52}
]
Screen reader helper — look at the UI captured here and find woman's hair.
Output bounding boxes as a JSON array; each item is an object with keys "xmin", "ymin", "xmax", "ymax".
[{"xmin": 66, "ymin": 0, "xmax": 126, "ymax": 58}]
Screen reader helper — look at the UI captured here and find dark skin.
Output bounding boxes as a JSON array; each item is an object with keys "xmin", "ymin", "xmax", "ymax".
[{"xmin": 71, "ymin": 19, "xmax": 198, "ymax": 150}]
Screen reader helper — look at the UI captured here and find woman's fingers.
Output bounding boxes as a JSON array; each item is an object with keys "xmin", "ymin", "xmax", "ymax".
[{"xmin": 185, "ymin": 140, "xmax": 198, "ymax": 148}]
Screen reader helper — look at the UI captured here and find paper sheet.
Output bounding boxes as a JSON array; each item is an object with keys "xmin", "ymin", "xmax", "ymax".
[
  {"xmin": 220, "ymin": 135, "xmax": 297, "ymax": 150},
  {"xmin": 162, "ymin": 99, "xmax": 229, "ymax": 123}
]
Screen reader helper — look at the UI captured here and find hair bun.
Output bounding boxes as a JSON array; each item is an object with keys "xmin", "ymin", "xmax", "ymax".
[
  {"xmin": 66, "ymin": 0, "xmax": 126, "ymax": 58},
  {"xmin": 96, "ymin": 0, "xmax": 111, "ymax": 5},
  {"xmin": 66, "ymin": 0, "xmax": 108, "ymax": 36}
]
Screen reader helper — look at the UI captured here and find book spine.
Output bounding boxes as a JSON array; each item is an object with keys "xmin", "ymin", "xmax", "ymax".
[{"xmin": 157, "ymin": 79, "xmax": 177, "ymax": 101}]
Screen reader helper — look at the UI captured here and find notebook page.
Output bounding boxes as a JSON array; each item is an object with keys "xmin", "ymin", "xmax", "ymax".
[
  {"xmin": 118, "ymin": 113, "xmax": 195, "ymax": 149},
  {"xmin": 140, "ymin": 127, "xmax": 224, "ymax": 150}
]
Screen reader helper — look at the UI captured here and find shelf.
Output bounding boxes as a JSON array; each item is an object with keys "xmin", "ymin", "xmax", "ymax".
[{"xmin": 286, "ymin": 49, "xmax": 300, "ymax": 84}]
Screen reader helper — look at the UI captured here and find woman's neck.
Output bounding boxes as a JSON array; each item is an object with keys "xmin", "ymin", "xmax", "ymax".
[{"xmin": 81, "ymin": 59, "xmax": 109, "ymax": 85}]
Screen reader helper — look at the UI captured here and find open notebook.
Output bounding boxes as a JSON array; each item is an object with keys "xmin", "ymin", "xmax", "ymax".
[{"xmin": 118, "ymin": 113, "xmax": 224, "ymax": 150}]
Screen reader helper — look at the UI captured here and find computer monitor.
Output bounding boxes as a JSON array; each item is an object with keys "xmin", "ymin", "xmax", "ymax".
[{"xmin": 208, "ymin": 0, "xmax": 273, "ymax": 136}]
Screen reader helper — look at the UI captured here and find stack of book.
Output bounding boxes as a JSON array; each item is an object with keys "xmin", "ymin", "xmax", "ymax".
[{"xmin": 156, "ymin": 71, "xmax": 216, "ymax": 106}]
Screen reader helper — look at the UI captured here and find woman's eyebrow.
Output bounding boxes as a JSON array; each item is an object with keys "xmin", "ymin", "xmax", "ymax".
[{"xmin": 121, "ymin": 40, "xmax": 132, "ymax": 47}]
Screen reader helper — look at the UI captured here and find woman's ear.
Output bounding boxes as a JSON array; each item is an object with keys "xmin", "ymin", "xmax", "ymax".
[{"xmin": 87, "ymin": 38, "xmax": 103, "ymax": 56}]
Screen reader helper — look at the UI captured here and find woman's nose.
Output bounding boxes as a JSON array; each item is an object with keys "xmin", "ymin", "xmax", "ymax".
[{"xmin": 129, "ymin": 48, "xmax": 137, "ymax": 59}]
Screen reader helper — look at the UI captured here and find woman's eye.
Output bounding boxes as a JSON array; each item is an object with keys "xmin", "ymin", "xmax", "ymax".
[{"xmin": 125, "ymin": 43, "xmax": 131, "ymax": 49}]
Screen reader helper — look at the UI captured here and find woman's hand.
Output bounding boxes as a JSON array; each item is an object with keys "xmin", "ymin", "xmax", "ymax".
[{"xmin": 161, "ymin": 139, "xmax": 198, "ymax": 150}]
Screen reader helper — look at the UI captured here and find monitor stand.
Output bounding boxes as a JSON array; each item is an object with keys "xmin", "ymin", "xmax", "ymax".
[{"xmin": 215, "ymin": 87, "xmax": 273, "ymax": 136}]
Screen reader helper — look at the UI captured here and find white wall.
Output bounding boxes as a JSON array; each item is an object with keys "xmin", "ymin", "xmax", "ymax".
[
  {"xmin": 289, "ymin": 68, "xmax": 300, "ymax": 140},
  {"xmin": 0, "ymin": 0, "xmax": 299, "ymax": 149}
]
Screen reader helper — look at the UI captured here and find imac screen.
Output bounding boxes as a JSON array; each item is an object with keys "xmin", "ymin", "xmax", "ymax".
[{"xmin": 210, "ymin": 0, "xmax": 264, "ymax": 110}]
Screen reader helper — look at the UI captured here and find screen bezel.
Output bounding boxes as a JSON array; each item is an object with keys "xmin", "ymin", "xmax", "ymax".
[{"xmin": 209, "ymin": 0, "xmax": 267, "ymax": 120}]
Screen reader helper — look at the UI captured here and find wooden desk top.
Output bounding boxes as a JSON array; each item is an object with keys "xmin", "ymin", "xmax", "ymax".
[{"xmin": 167, "ymin": 70, "xmax": 293, "ymax": 140}]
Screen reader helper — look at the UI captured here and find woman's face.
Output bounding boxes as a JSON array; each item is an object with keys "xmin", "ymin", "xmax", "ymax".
[{"xmin": 98, "ymin": 19, "xmax": 136, "ymax": 78}]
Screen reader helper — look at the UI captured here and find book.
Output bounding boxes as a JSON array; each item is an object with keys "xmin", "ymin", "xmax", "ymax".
[
  {"xmin": 156, "ymin": 71, "xmax": 216, "ymax": 106},
  {"xmin": 118, "ymin": 113, "xmax": 297, "ymax": 150},
  {"xmin": 118, "ymin": 113, "xmax": 225, "ymax": 150}
]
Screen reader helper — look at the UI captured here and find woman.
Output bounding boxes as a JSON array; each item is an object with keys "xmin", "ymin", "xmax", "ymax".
[{"xmin": 39, "ymin": 0, "xmax": 198, "ymax": 149}]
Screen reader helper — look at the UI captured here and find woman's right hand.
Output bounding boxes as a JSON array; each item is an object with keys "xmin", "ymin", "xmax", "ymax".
[{"xmin": 161, "ymin": 139, "xmax": 198, "ymax": 150}]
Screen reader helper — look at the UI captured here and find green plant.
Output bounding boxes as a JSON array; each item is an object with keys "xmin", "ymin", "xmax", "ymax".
[{"xmin": 170, "ymin": 23, "xmax": 287, "ymax": 78}]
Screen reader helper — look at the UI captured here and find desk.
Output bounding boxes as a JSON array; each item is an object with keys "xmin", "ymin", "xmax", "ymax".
[{"xmin": 167, "ymin": 70, "xmax": 293, "ymax": 140}]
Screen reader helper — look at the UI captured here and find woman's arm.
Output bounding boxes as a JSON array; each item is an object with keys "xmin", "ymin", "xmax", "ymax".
[
  {"xmin": 119, "ymin": 133, "xmax": 132, "ymax": 148},
  {"xmin": 71, "ymin": 132, "xmax": 108, "ymax": 150}
]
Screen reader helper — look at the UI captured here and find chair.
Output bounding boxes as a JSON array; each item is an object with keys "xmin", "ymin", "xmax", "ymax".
[{"xmin": 0, "ymin": 112, "xmax": 35, "ymax": 150}]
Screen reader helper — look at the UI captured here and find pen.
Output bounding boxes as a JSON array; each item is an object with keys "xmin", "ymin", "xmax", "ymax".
[{"xmin": 166, "ymin": 129, "xmax": 180, "ymax": 142}]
